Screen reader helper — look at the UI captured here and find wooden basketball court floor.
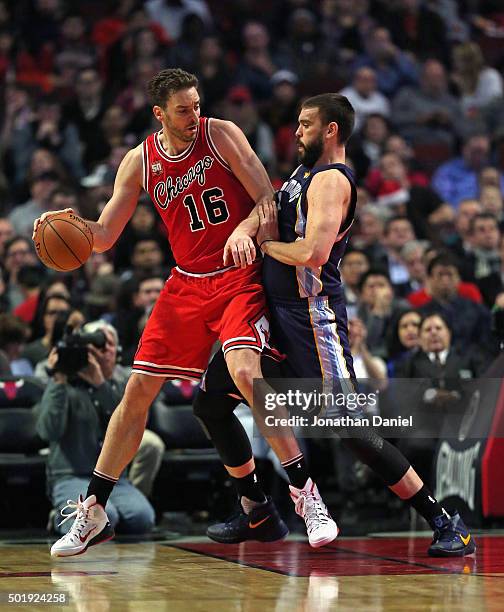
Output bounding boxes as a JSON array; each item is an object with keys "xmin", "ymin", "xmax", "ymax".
[{"xmin": 1, "ymin": 533, "xmax": 504, "ymax": 611}]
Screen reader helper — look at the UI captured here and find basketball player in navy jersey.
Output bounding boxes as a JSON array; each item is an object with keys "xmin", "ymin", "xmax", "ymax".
[{"xmin": 195, "ymin": 94, "xmax": 475, "ymax": 557}]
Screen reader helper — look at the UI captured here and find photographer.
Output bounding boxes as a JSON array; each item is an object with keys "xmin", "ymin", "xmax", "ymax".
[{"xmin": 35, "ymin": 320, "xmax": 157, "ymax": 536}]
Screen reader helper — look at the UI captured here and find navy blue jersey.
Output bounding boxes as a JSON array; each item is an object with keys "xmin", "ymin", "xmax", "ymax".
[{"xmin": 263, "ymin": 163, "xmax": 356, "ymax": 300}]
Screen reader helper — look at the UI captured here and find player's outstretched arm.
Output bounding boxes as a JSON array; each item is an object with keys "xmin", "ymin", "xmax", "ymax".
[
  {"xmin": 259, "ymin": 170, "xmax": 348, "ymax": 267},
  {"xmin": 32, "ymin": 146, "xmax": 143, "ymax": 253},
  {"xmin": 210, "ymin": 119, "xmax": 275, "ymax": 268}
]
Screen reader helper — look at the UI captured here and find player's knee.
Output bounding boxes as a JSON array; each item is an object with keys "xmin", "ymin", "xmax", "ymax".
[
  {"xmin": 193, "ymin": 389, "xmax": 239, "ymax": 428},
  {"xmin": 227, "ymin": 363, "xmax": 254, "ymax": 394},
  {"xmin": 123, "ymin": 375, "xmax": 163, "ymax": 417}
]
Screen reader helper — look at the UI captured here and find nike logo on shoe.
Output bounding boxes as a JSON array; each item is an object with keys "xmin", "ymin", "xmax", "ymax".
[
  {"xmin": 249, "ymin": 516, "xmax": 270, "ymax": 529},
  {"xmin": 79, "ymin": 526, "xmax": 97, "ymax": 543},
  {"xmin": 460, "ymin": 534, "xmax": 471, "ymax": 546}
]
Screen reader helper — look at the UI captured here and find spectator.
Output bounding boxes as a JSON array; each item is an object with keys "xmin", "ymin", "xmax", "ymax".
[
  {"xmin": 348, "ymin": 317, "xmax": 388, "ymax": 385},
  {"xmin": 109, "ymin": 273, "xmax": 165, "ymax": 365},
  {"xmin": 379, "ymin": 0, "xmax": 450, "ymax": 63},
  {"xmin": 2, "ymin": 236, "xmax": 39, "ymax": 309},
  {"xmin": 432, "ymin": 133, "xmax": 504, "ymax": 207},
  {"xmin": 464, "ymin": 212, "xmax": 501, "ymax": 283},
  {"xmin": 194, "ymin": 36, "xmax": 232, "ymax": 115},
  {"xmin": 417, "ymin": 254, "xmax": 493, "ymax": 354},
  {"xmin": 83, "ymin": 273, "xmax": 121, "ymax": 322},
  {"xmin": 352, "ymin": 26, "xmax": 418, "ymax": 97},
  {"xmin": 452, "ymin": 41, "xmax": 503, "ymax": 119},
  {"xmin": 320, "ymin": 0, "xmax": 370, "ymax": 66},
  {"xmin": 391, "ymin": 59, "xmax": 462, "ymax": 148},
  {"xmin": 353, "ymin": 204, "xmax": 388, "ymax": 266},
  {"xmin": 357, "ymin": 268, "xmax": 409, "ymax": 358},
  {"xmin": 119, "ymin": 236, "xmax": 168, "ymax": 282},
  {"xmin": 383, "ymin": 135, "xmax": 430, "ymax": 186},
  {"xmin": 54, "ymin": 13, "xmax": 96, "ymax": 87},
  {"xmin": 382, "ymin": 216, "xmax": 416, "ymax": 285},
  {"xmin": 267, "ymin": 70, "xmax": 299, "ymax": 180},
  {"xmin": 275, "ymin": 8, "xmax": 326, "ymax": 83},
  {"xmin": 340, "ymin": 67, "xmax": 390, "ymax": 131},
  {"xmin": 477, "ymin": 235, "xmax": 504, "ymax": 309},
  {"xmin": 117, "ymin": 60, "xmax": 160, "ymax": 138},
  {"xmin": 444, "ymin": 198, "xmax": 482, "ymax": 261},
  {"xmin": 236, "ymin": 21, "xmax": 277, "ymax": 102},
  {"xmin": 12, "ymin": 147, "xmax": 69, "ymax": 204},
  {"xmin": 480, "ymin": 185, "xmax": 503, "ymax": 223},
  {"xmin": 21, "ymin": 293, "xmax": 71, "ymax": 369},
  {"xmin": 0, "ymin": 312, "xmax": 32, "ymax": 376},
  {"xmin": 0, "ymin": 217, "xmax": 14, "ymax": 259},
  {"xmin": 348, "ymin": 113, "xmax": 391, "ymax": 181},
  {"xmin": 34, "ymin": 321, "xmax": 156, "ymax": 536},
  {"xmin": 394, "ymin": 240, "xmax": 429, "ymax": 298},
  {"xmin": 394, "ymin": 312, "xmax": 483, "ymax": 486},
  {"xmin": 221, "ymin": 85, "xmax": 276, "ymax": 175},
  {"xmin": 9, "ymin": 172, "xmax": 60, "ymax": 237},
  {"xmin": 6, "ymin": 96, "xmax": 84, "ymax": 189},
  {"xmin": 144, "ymin": 0, "xmax": 212, "ymax": 43},
  {"xmin": 385, "ymin": 309, "xmax": 421, "ymax": 377},
  {"xmin": 408, "ymin": 247, "xmax": 483, "ymax": 308},
  {"xmin": 339, "ymin": 249, "xmax": 370, "ymax": 319},
  {"xmin": 63, "ymin": 67, "xmax": 111, "ymax": 172},
  {"xmin": 33, "ymin": 307, "xmax": 86, "ymax": 384},
  {"xmin": 372, "ymin": 152, "xmax": 454, "ymax": 239},
  {"xmin": 12, "ymin": 264, "xmax": 48, "ymax": 326}
]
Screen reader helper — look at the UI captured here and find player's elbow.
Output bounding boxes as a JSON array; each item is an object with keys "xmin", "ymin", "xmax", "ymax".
[{"xmin": 304, "ymin": 247, "xmax": 329, "ymax": 268}]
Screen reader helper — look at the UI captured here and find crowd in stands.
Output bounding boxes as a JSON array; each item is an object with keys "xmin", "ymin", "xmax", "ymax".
[{"xmin": 1, "ymin": 0, "xmax": 504, "ymax": 507}]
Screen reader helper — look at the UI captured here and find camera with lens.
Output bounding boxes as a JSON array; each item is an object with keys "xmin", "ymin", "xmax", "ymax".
[{"xmin": 54, "ymin": 329, "xmax": 107, "ymax": 376}]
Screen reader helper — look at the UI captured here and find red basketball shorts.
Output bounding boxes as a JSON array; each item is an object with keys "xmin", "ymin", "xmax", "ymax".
[{"xmin": 132, "ymin": 263, "xmax": 270, "ymax": 381}]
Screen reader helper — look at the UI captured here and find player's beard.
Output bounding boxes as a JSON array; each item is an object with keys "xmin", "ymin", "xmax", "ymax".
[
  {"xmin": 166, "ymin": 119, "xmax": 199, "ymax": 143},
  {"xmin": 297, "ymin": 134, "xmax": 324, "ymax": 168}
]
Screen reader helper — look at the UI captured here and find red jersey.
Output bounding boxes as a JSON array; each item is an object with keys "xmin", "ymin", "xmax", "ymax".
[{"xmin": 142, "ymin": 117, "xmax": 255, "ymax": 273}]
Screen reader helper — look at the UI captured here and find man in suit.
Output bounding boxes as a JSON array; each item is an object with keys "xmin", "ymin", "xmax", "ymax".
[{"xmin": 394, "ymin": 312, "xmax": 485, "ymax": 486}]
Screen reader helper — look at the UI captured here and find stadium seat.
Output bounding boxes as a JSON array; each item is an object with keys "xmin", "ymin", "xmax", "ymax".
[
  {"xmin": 147, "ymin": 402, "xmax": 230, "ymax": 516},
  {"xmin": 0, "ymin": 377, "xmax": 49, "ymax": 527},
  {"xmin": 412, "ymin": 142, "xmax": 453, "ymax": 177}
]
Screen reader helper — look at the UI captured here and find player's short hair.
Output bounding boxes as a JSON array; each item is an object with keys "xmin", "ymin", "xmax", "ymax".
[
  {"xmin": 147, "ymin": 68, "xmax": 199, "ymax": 107},
  {"xmin": 301, "ymin": 93, "xmax": 355, "ymax": 145}
]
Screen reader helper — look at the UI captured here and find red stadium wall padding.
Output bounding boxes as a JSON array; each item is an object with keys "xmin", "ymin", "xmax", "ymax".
[{"xmin": 481, "ymin": 380, "xmax": 504, "ymax": 517}]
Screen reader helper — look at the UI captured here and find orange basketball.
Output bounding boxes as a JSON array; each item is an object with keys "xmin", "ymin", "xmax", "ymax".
[{"xmin": 34, "ymin": 211, "xmax": 94, "ymax": 272}]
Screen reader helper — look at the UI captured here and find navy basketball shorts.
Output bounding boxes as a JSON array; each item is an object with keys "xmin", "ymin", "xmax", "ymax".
[{"xmin": 268, "ymin": 294, "xmax": 366, "ymax": 419}]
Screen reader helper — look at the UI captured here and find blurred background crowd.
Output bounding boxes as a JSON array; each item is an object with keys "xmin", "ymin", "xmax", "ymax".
[{"xmin": 1, "ymin": 0, "xmax": 504, "ymax": 527}]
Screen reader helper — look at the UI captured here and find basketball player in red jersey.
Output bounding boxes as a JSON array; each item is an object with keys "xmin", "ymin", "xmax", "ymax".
[{"xmin": 34, "ymin": 69, "xmax": 334, "ymax": 556}]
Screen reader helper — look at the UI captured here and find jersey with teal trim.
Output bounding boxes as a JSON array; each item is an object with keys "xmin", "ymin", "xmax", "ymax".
[{"xmin": 262, "ymin": 163, "xmax": 356, "ymax": 300}]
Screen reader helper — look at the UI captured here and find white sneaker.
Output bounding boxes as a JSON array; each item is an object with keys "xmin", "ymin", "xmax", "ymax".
[
  {"xmin": 289, "ymin": 478, "xmax": 338, "ymax": 548},
  {"xmin": 50, "ymin": 495, "xmax": 114, "ymax": 558}
]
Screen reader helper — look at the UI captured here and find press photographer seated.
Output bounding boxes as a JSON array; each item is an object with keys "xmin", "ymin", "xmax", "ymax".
[{"xmin": 34, "ymin": 319, "xmax": 161, "ymax": 537}]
